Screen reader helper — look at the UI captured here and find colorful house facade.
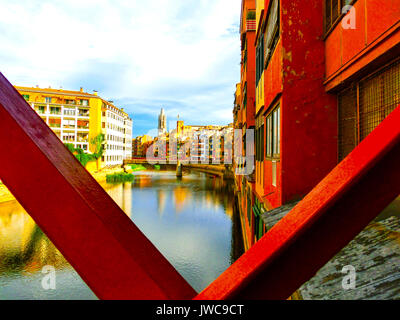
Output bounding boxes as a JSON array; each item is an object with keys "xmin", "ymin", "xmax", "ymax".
[
  {"xmin": 16, "ymin": 86, "xmax": 133, "ymax": 169},
  {"xmin": 234, "ymin": 0, "xmax": 400, "ymax": 250}
]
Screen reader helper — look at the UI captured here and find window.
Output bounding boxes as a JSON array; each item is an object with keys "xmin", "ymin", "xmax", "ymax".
[
  {"xmin": 64, "ymin": 108, "xmax": 76, "ymax": 116},
  {"xmin": 338, "ymin": 59, "xmax": 400, "ymax": 161},
  {"xmin": 255, "ymin": 116, "xmax": 264, "ymax": 162},
  {"xmin": 78, "ymin": 108, "xmax": 89, "ymax": 117},
  {"xmin": 272, "ymin": 161, "xmax": 277, "ymax": 187},
  {"xmin": 272, "ymin": 106, "xmax": 280, "ymax": 157},
  {"xmin": 247, "ymin": 188, "xmax": 252, "ymax": 227},
  {"xmin": 45, "ymin": 97, "xmax": 52, "ymax": 103},
  {"xmin": 22, "ymin": 94, "xmax": 30, "ymax": 101},
  {"xmin": 243, "ymin": 83, "xmax": 247, "ymax": 109},
  {"xmin": 265, "ymin": 104, "xmax": 280, "ymax": 159},
  {"xmin": 50, "ymin": 107, "xmax": 60, "ymax": 114},
  {"xmin": 325, "ymin": 0, "xmax": 353, "ymax": 34},
  {"xmin": 266, "ymin": 116, "xmax": 272, "ymax": 158},
  {"xmin": 80, "ymin": 100, "xmax": 89, "ymax": 106},
  {"xmin": 256, "ymin": 33, "xmax": 264, "ymax": 86},
  {"xmin": 264, "ymin": 0, "xmax": 280, "ymax": 68},
  {"xmin": 37, "ymin": 106, "xmax": 46, "ymax": 114}
]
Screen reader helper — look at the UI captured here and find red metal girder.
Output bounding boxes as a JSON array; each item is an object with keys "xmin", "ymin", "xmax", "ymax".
[
  {"xmin": 0, "ymin": 73, "xmax": 196, "ymax": 300},
  {"xmin": 196, "ymin": 105, "xmax": 400, "ymax": 300}
]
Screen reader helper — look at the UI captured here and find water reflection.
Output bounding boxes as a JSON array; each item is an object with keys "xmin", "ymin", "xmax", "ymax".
[
  {"xmin": 0, "ymin": 201, "xmax": 96, "ymax": 300},
  {"xmin": 104, "ymin": 171, "xmax": 242, "ymax": 292},
  {"xmin": 0, "ymin": 170, "xmax": 243, "ymax": 299}
]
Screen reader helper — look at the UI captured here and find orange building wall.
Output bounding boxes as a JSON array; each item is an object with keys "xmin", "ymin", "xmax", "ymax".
[
  {"xmin": 325, "ymin": 0, "xmax": 400, "ymax": 91},
  {"xmin": 261, "ymin": 0, "xmax": 338, "ymax": 208}
]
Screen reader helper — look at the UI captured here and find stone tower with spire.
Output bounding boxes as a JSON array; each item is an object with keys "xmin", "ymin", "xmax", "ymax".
[{"xmin": 158, "ymin": 108, "xmax": 167, "ymax": 136}]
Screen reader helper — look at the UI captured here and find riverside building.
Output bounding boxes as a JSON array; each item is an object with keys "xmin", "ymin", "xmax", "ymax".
[
  {"xmin": 234, "ymin": 0, "xmax": 400, "ymax": 249},
  {"xmin": 15, "ymin": 86, "xmax": 133, "ymax": 169}
]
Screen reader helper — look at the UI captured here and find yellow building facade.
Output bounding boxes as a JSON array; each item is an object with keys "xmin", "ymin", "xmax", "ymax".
[{"xmin": 15, "ymin": 86, "xmax": 133, "ymax": 169}]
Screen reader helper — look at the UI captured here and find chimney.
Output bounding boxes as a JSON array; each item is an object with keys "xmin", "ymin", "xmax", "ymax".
[
  {"xmin": 80, "ymin": 87, "xmax": 83, "ymax": 93},
  {"xmin": 93, "ymin": 90, "xmax": 98, "ymax": 96}
]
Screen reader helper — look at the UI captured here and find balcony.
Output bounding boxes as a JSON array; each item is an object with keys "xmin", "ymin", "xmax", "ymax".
[
  {"xmin": 64, "ymin": 110, "xmax": 76, "ymax": 116},
  {"xmin": 77, "ymin": 137, "xmax": 89, "ymax": 143},
  {"xmin": 34, "ymin": 105, "xmax": 46, "ymax": 114},
  {"xmin": 49, "ymin": 107, "xmax": 61, "ymax": 115},
  {"xmin": 63, "ymin": 125, "xmax": 76, "ymax": 129},
  {"xmin": 78, "ymin": 108, "xmax": 90, "ymax": 117}
]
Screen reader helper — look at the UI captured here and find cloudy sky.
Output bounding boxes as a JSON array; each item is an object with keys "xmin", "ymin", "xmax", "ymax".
[{"xmin": 0, "ymin": 0, "xmax": 242, "ymax": 137}]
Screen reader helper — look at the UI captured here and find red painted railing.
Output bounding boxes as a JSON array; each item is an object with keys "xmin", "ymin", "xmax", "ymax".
[{"xmin": 1, "ymin": 72, "xmax": 399, "ymax": 299}]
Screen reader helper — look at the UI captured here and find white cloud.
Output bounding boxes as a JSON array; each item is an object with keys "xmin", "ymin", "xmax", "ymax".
[{"xmin": 0, "ymin": 0, "xmax": 241, "ymax": 130}]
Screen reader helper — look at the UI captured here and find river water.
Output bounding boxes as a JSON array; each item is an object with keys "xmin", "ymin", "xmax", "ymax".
[{"xmin": 0, "ymin": 170, "xmax": 243, "ymax": 299}]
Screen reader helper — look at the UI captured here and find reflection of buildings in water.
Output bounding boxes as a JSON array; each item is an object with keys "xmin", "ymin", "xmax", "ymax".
[
  {"xmin": 205, "ymin": 192, "xmax": 213, "ymax": 211},
  {"xmin": 122, "ymin": 183, "xmax": 132, "ymax": 218},
  {"xmin": 0, "ymin": 201, "xmax": 69, "ymax": 274},
  {"xmin": 103, "ymin": 183, "xmax": 132, "ymax": 217},
  {"xmin": 187, "ymin": 173, "xmax": 235, "ymax": 216},
  {"xmin": 173, "ymin": 187, "xmax": 190, "ymax": 214},
  {"xmin": 105, "ymin": 183, "xmax": 123, "ymax": 208},
  {"xmin": 225, "ymin": 202, "xmax": 233, "ymax": 218},
  {"xmin": 157, "ymin": 189, "xmax": 167, "ymax": 217},
  {"xmin": 0, "ymin": 202, "xmax": 36, "ymax": 254},
  {"xmin": 135, "ymin": 175, "xmax": 152, "ymax": 188}
]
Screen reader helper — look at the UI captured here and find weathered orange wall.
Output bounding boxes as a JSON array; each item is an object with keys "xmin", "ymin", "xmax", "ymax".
[
  {"xmin": 244, "ymin": 32, "xmax": 256, "ymax": 129},
  {"xmin": 325, "ymin": 0, "xmax": 400, "ymax": 91},
  {"xmin": 260, "ymin": 0, "xmax": 338, "ymax": 209},
  {"xmin": 263, "ymin": 40, "xmax": 283, "ymax": 113},
  {"xmin": 280, "ymin": 0, "xmax": 338, "ymax": 205}
]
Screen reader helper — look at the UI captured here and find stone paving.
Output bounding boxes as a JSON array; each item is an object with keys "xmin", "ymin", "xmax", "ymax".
[{"xmin": 261, "ymin": 199, "xmax": 400, "ymax": 300}]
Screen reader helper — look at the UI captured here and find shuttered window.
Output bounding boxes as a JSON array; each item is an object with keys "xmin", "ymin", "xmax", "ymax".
[
  {"xmin": 247, "ymin": 188, "xmax": 252, "ymax": 227},
  {"xmin": 265, "ymin": 104, "xmax": 280, "ymax": 160},
  {"xmin": 272, "ymin": 106, "xmax": 280, "ymax": 157},
  {"xmin": 325, "ymin": 0, "xmax": 355, "ymax": 35},
  {"xmin": 256, "ymin": 33, "xmax": 264, "ymax": 86},
  {"xmin": 255, "ymin": 116, "xmax": 265, "ymax": 162},
  {"xmin": 264, "ymin": 0, "xmax": 280, "ymax": 68},
  {"xmin": 338, "ymin": 59, "xmax": 400, "ymax": 161},
  {"xmin": 266, "ymin": 115, "xmax": 272, "ymax": 158},
  {"xmin": 338, "ymin": 86, "xmax": 357, "ymax": 161}
]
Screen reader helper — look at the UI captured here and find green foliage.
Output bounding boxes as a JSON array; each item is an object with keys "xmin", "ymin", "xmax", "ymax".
[
  {"xmin": 75, "ymin": 152, "xmax": 97, "ymax": 167},
  {"xmin": 106, "ymin": 173, "xmax": 135, "ymax": 183},
  {"xmin": 63, "ymin": 134, "xmax": 105, "ymax": 167},
  {"xmin": 90, "ymin": 133, "xmax": 105, "ymax": 159},
  {"xmin": 64, "ymin": 143, "xmax": 76, "ymax": 154},
  {"xmin": 64, "ymin": 143, "xmax": 96, "ymax": 167},
  {"xmin": 153, "ymin": 165, "xmax": 161, "ymax": 171},
  {"xmin": 130, "ymin": 164, "xmax": 147, "ymax": 172}
]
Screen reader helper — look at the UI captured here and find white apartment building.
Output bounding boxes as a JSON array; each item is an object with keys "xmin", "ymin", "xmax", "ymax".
[
  {"xmin": 102, "ymin": 102, "xmax": 133, "ymax": 167},
  {"xmin": 123, "ymin": 117, "xmax": 133, "ymax": 160}
]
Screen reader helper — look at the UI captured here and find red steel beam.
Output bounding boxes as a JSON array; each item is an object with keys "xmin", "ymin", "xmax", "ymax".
[
  {"xmin": 196, "ymin": 105, "xmax": 400, "ymax": 300},
  {"xmin": 0, "ymin": 73, "xmax": 196, "ymax": 300}
]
